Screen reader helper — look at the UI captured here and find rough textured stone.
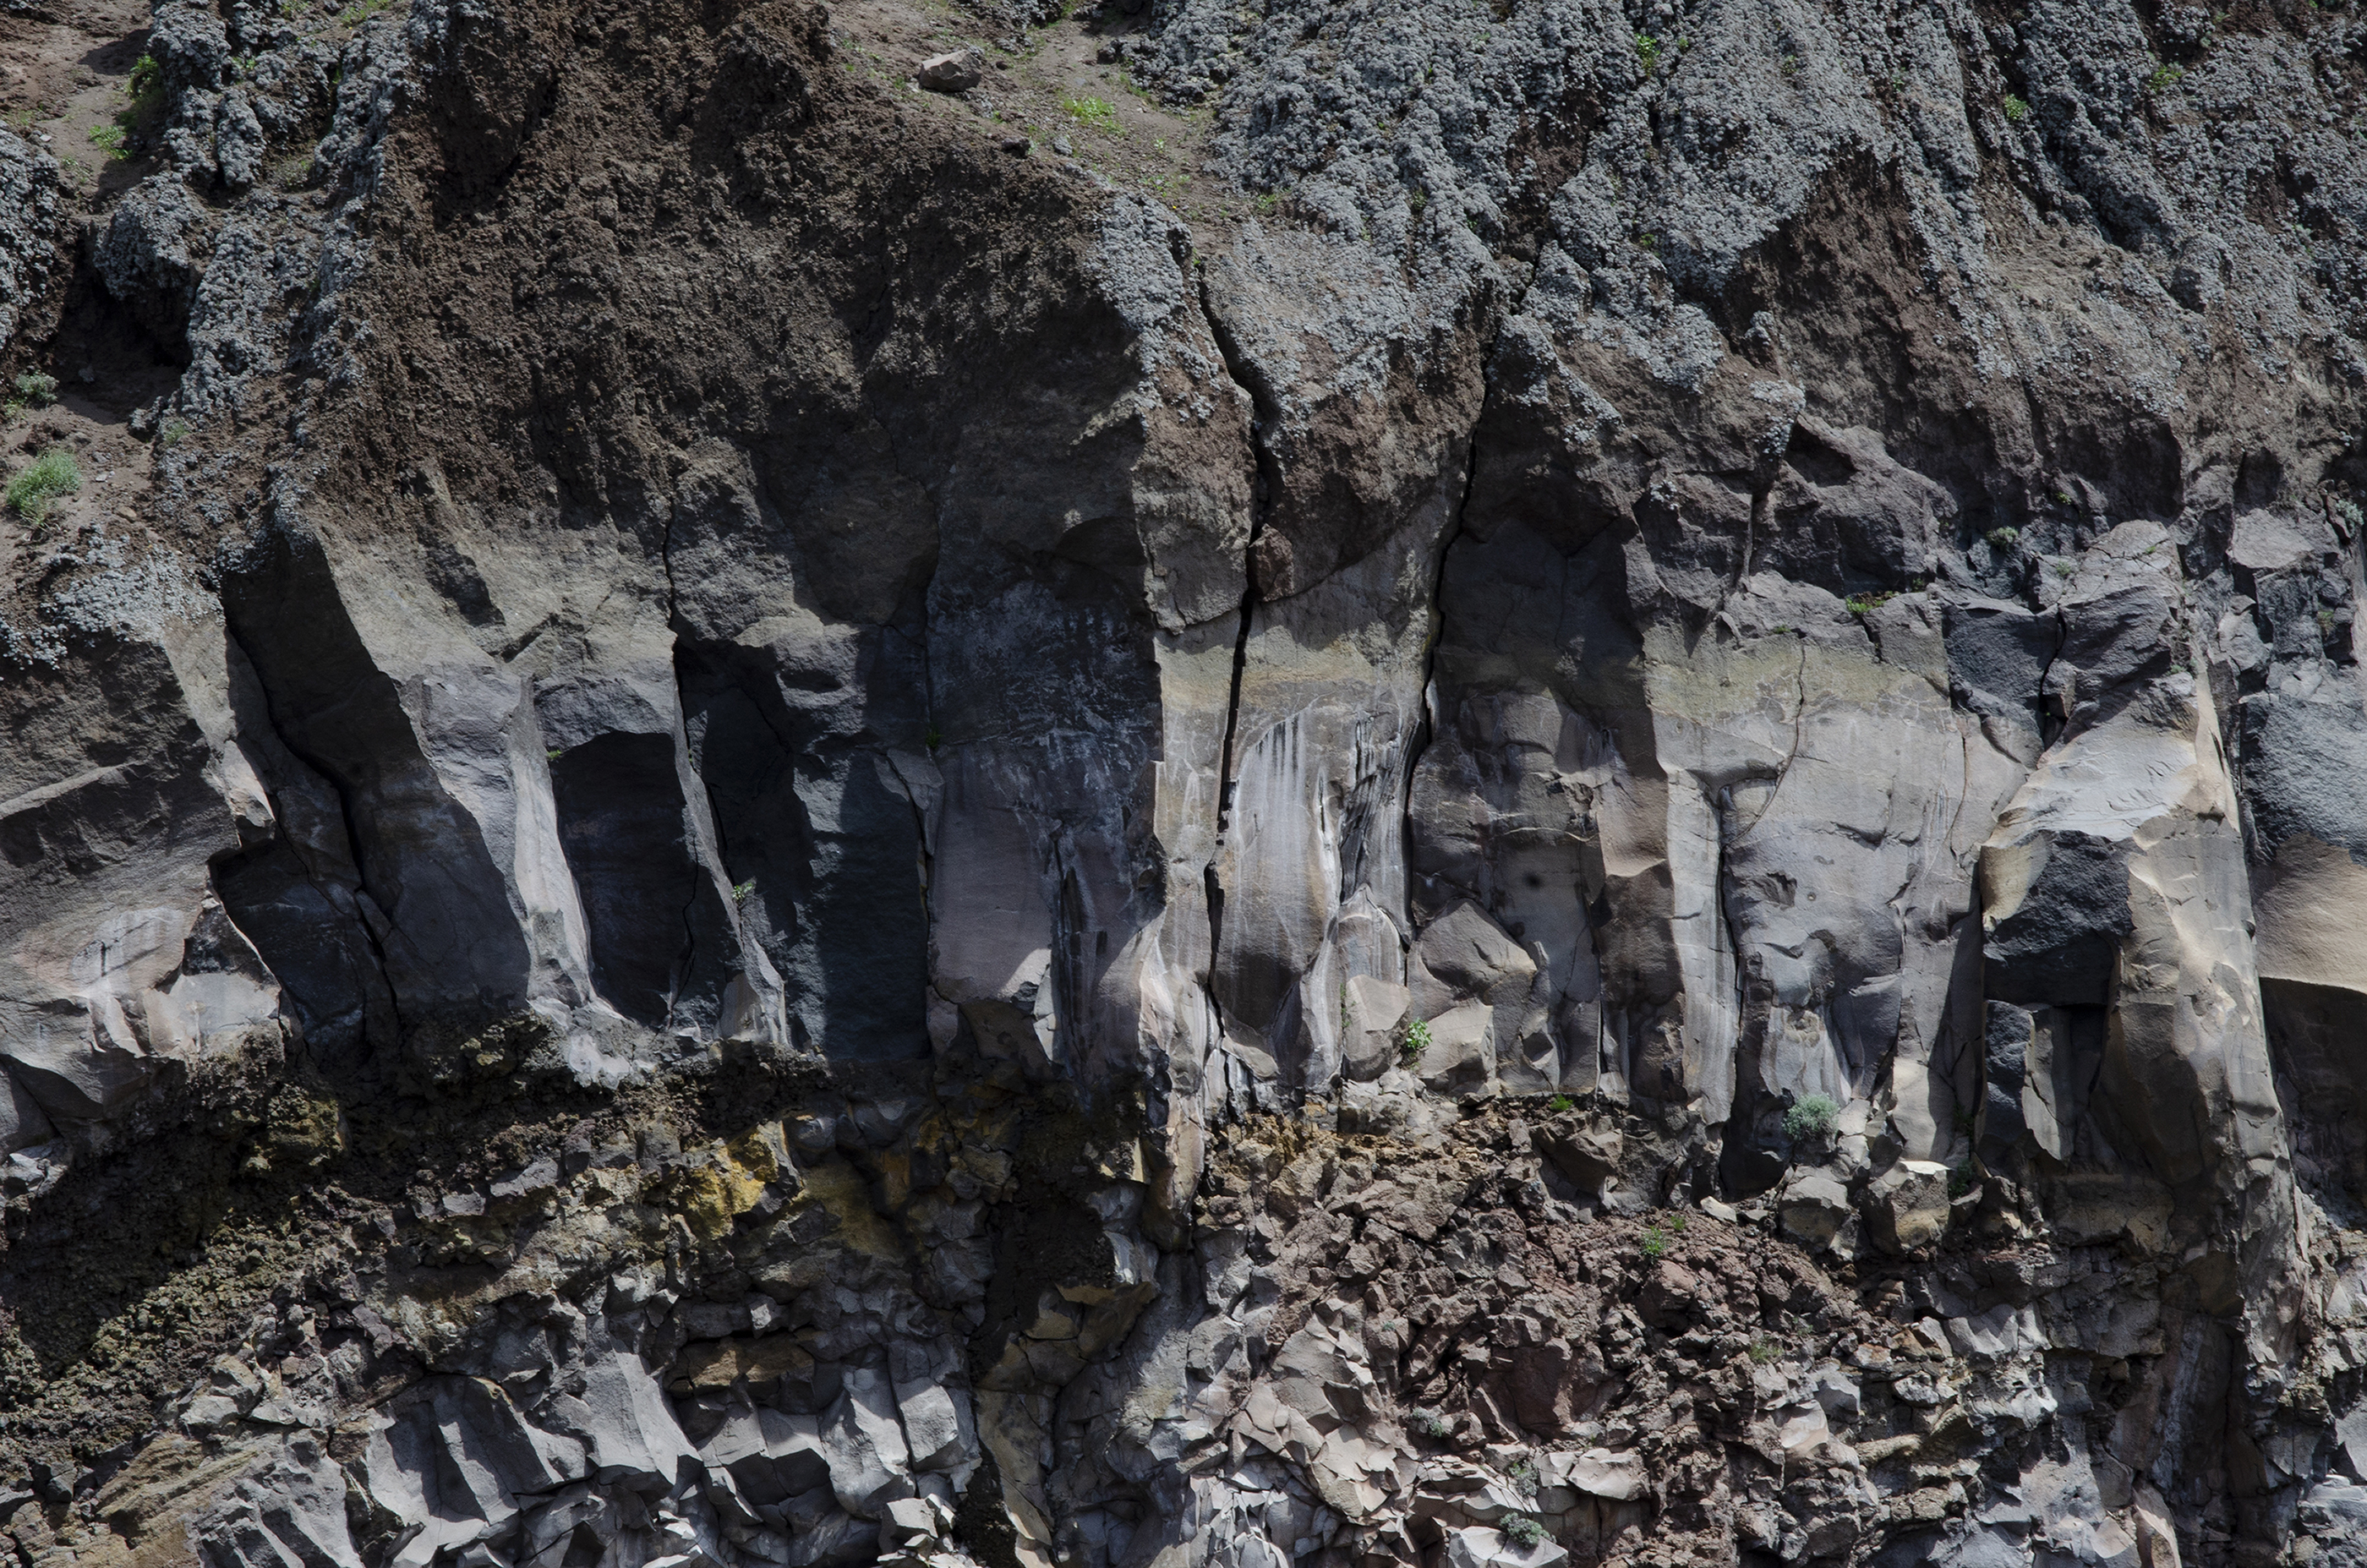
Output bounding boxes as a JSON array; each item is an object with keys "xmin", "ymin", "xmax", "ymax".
[{"xmin": 4, "ymin": 0, "xmax": 2367, "ymax": 1564}]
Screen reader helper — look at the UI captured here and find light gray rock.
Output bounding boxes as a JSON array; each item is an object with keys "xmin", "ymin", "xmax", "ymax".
[
  {"xmin": 1415, "ymin": 1003, "xmax": 1495, "ymax": 1095},
  {"xmin": 1865, "ymin": 1161, "xmax": 1952, "ymax": 1257},
  {"xmin": 1777, "ymin": 1171, "xmax": 1853, "ymax": 1248},
  {"xmin": 916, "ymin": 49, "xmax": 982, "ymax": 92}
]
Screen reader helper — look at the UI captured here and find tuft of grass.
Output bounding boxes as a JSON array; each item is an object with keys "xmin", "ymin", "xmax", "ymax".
[
  {"xmin": 9, "ymin": 371, "xmax": 59, "ymax": 413},
  {"xmin": 7, "ymin": 446, "xmax": 82, "ymax": 528},
  {"xmin": 95, "ymin": 51, "xmax": 168, "ymax": 165},
  {"xmin": 1783, "ymin": 1093, "xmax": 1839, "ymax": 1140},
  {"xmin": 1547, "ymin": 1093, "xmax": 1573, "ymax": 1112},
  {"xmin": 1844, "ymin": 590, "xmax": 1895, "ymax": 616},
  {"xmin": 1063, "ymin": 96, "xmax": 1120, "ymax": 133},
  {"xmin": 1399, "ymin": 1016, "xmax": 1432, "ymax": 1067},
  {"xmin": 161, "ymin": 418, "xmax": 190, "ymax": 447},
  {"xmin": 2003, "ymin": 93, "xmax": 2030, "ymax": 123},
  {"xmin": 1748, "ymin": 1338, "xmax": 1779, "ymax": 1364}
]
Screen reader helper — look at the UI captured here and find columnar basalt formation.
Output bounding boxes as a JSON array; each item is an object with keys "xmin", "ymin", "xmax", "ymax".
[{"xmin": 1, "ymin": 0, "xmax": 2365, "ymax": 1565}]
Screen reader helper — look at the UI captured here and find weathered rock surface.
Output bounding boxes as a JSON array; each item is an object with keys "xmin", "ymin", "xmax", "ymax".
[{"xmin": 3, "ymin": 0, "xmax": 2367, "ymax": 1564}]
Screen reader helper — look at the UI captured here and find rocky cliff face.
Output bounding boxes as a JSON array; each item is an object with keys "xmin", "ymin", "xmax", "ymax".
[{"xmin": 1, "ymin": 0, "xmax": 2365, "ymax": 1564}]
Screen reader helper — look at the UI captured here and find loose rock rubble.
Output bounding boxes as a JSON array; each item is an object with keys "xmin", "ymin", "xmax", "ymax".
[{"xmin": 3, "ymin": 0, "xmax": 2367, "ymax": 1562}]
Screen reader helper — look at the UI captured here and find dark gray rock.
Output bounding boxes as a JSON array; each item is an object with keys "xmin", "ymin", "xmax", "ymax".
[{"xmin": 0, "ymin": 131, "xmax": 64, "ymax": 358}]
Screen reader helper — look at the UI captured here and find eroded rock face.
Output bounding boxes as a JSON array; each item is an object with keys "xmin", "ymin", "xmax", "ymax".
[{"xmin": 3, "ymin": 0, "xmax": 2367, "ymax": 1564}]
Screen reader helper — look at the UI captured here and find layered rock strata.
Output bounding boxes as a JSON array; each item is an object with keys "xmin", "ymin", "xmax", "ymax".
[{"xmin": 0, "ymin": 0, "xmax": 2365, "ymax": 1564}]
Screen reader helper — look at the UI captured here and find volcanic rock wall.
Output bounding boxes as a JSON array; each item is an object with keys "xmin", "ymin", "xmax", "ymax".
[{"xmin": 1, "ymin": 0, "xmax": 2365, "ymax": 1564}]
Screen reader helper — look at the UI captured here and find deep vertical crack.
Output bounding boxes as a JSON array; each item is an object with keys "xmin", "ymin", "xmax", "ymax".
[
  {"xmin": 1407, "ymin": 297, "xmax": 1515, "ymax": 852},
  {"xmin": 219, "ymin": 625, "xmax": 407, "ymax": 1045},
  {"xmin": 2035, "ymin": 605, "xmax": 2069, "ymax": 744},
  {"xmin": 1194, "ymin": 270, "xmax": 1282, "ymax": 992},
  {"xmin": 1197, "ymin": 271, "xmax": 1278, "ymax": 848}
]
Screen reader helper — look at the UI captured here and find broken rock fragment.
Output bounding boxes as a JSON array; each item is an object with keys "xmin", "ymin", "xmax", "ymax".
[{"xmin": 916, "ymin": 49, "xmax": 982, "ymax": 92}]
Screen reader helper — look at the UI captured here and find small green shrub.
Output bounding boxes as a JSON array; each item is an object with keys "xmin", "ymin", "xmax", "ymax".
[
  {"xmin": 1947, "ymin": 1166, "xmax": 1973, "ymax": 1199},
  {"xmin": 1503, "ymin": 1515, "xmax": 1546, "ymax": 1549},
  {"xmin": 1986, "ymin": 526, "xmax": 2020, "ymax": 549},
  {"xmin": 1783, "ymin": 1093, "xmax": 1839, "ymax": 1140},
  {"xmin": 10, "ymin": 371, "xmax": 58, "ymax": 411},
  {"xmin": 2003, "ymin": 93, "xmax": 2030, "ymax": 123},
  {"xmin": 1634, "ymin": 32, "xmax": 1661, "ymax": 71},
  {"xmin": 161, "ymin": 418, "xmax": 189, "ymax": 446},
  {"xmin": 1844, "ymin": 590, "xmax": 1895, "ymax": 616},
  {"xmin": 2053, "ymin": 560, "xmax": 2078, "ymax": 579},
  {"xmin": 1748, "ymin": 1338, "xmax": 1779, "ymax": 1363},
  {"xmin": 1640, "ymin": 1225, "xmax": 1668, "ymax": 1259},
  {"xmin": 128, "ymin": 52, "xmax": 161, "ymax": 99},
  {"xmin": 2144, "ymin": 63, "xmax": 2184, "ymax": 94},
  {"xmin": 1547, "ymin": 1093, "xmax": 1573, "ymax": 1112},
  {"xmin": 1670, "ymin": 1212, "xmax": 1687, "ymax": 1233},
  {"xmin": 2319, "ymin": 608, "xmax": 2340, "ymax": 632},
  {"xmin": 1063, "ymin": 96, "xmax": 1120, "ymax": 132},
  {"xmin": 6, "ymin": 446, "xmax": 81, "ymax": 527},
  {"xmin": 1411, "ymin": 1407, "xmax": 1451, "ymax": 1438},
  {"xmin": 1505, "ymin": 1456, "xmax": 1538, "ymax": 1496},
  {"xmin": 731, "ymin": 879, "xmax": 756, "ymax": 906},
  {"xmin": 1400, "ymin": 1016, "xmax": 1432, "ymax": 1067}
]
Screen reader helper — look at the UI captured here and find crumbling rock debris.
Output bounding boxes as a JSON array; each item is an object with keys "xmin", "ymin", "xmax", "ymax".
[{"xmin": 3, "ymin": 0, "xmax": 2367, "ymax": 1563}]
